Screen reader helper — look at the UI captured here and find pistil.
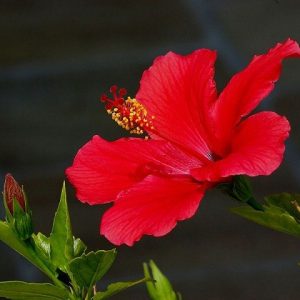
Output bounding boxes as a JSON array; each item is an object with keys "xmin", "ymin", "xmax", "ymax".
[{"xmin": 101, "ymin": 85, "xmax": 155, "ymax": 135}]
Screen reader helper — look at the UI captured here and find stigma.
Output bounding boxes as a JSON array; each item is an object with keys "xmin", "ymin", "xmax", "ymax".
[{"xmin": 100, "ymin": 85, "xmax": 154, "ymax": 135}]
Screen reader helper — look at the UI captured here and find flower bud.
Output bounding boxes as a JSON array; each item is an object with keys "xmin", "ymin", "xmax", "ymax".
[
  {"xmin": 4, "ymin": 173, "xmax": 25, "ymax": 214},
  {"xmin": 3, "ymin": 173, "xmax": 33, "ymax": 240}
]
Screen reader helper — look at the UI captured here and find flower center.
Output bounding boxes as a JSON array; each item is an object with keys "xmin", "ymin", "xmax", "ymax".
[{"xmin": 100, "ymin": 85, "xmax": 155, "ymax": 135}]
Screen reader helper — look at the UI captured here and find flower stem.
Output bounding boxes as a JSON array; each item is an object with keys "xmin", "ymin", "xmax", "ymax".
[
  {"xmin": 0, "ymin": 222, "xmax": 66, "ymax": 289},
  {"xmin": 246, "ymin": 196, "xmax": 264, "ymax": 211},
  {"xmin": 218, "ymin": 176, "xmax": 264, "ymax": 211},
  {"xmin": 25, "ymin": 238, "xmax": 66, "ymax": 289}
]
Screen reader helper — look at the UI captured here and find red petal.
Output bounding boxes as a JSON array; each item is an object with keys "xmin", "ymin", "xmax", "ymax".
[
  {"xmin": 100, "ymin": 175, "xmax": 206, "ymax": 246},
  {"xmin": 136, "ymin": 49, "xmax": 217, "ymax": 161},
  {"xmin": 66, "ymin": 135, "xmax": 202, "ymax": 205},
  {"xmin": 191, "ymin": 112, "xmax": 290, "ymax": 182},
  {"xmin": 213, "ymin": 39, "xmax": 299, "ymax": 149}
]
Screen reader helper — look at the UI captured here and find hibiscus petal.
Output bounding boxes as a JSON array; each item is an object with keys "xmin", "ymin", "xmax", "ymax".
[
  {"xmin": 214, "ymin": 38, "xmax": 300, "ymax": 147},
  {"xmin": 191, "ymin": 111, "xmax": 290, "ymax": 182},
  {"xmin": 100, "ymin": 175, "xmax": 206, "ymax": 246},
  {"xmin": 66, "ymin": 135, "xmax": 202, "ymax": 205},
  {"xmin": 136, "ymin": 49, "xmax": 217, "ymax": 161}
]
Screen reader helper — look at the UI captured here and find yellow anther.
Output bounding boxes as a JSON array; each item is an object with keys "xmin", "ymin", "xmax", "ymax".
[{"xmin": 105, "ymin": 96, "xmax": 155, "ymax": 135}]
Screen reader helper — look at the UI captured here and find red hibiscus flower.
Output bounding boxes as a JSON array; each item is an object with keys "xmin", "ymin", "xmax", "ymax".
[{"xmin": 66, "ymin": 39, "xmax": 300, "ymax": 246}]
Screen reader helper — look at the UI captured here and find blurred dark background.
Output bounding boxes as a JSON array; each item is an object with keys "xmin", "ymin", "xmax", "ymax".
[{"xmin": 0, "ymin": 0, "xmax": 300, "ymax": 299}]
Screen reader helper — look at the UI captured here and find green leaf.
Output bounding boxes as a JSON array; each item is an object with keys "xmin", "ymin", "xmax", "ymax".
[
  {"xmin": 0, "ymin": 221, "xmax": 28, "ymax": 256},
  {"xmin": 50, "ymin": 182, "xmax": 74, "ymax": 270},
  {"xmin": 93, "ymin": 278, "xmax": 147, "ymax": 300},
  {"xmin": 69, "ymin": 249, "xmax": 116, "ymax": 291},
  {"xmin": 73, "ymin": 237, "xmax": 87, "ymax": 257},
  {"xmin": 10, "ymin": 197, "xmax": 33, "ymax": 241},
  {"xmin": 0, "ymin": 222, "xmax": 64, "ymax": 288},
  {"xmin": 231, "ymin": 194, "xmax": 300, "ymax": 237},
  {"xmin": 0, "ymin": 221, "xmax": 49, "ymax": 273},
  {"xmin": 143, "ymin": 260, "xmax": 180, "ymax": 300},
  {"xmin": 265, "ymin": 193, "xmax": 300, "ymax": 222},
  {"xmin": 0, "ymin": 281, "xmax": 69, "ymax": 299},
  {"xmin": 32, "ymin": 232, "xmax": 51, "ymax": 258}
]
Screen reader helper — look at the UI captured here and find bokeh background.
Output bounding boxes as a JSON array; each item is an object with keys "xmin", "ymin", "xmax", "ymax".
[{"xmin": 0, "ymin": 0, "xmax": 300, "ymax": 299}]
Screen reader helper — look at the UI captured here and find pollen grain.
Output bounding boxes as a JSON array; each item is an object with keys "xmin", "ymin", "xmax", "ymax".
[{"xmin": 100, "ymin": 86, "xmax": 155, "ymax": 135}]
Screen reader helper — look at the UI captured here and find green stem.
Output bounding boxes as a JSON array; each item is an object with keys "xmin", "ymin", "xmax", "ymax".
[
  {"xmin": 65, "ymin": 265, "xmax": 82, "ymax": 298},
  {"xmin": 246, "ymin": 196, "xmax": 264, "ymax": 211},
  {"xmin": 0, "ymin": 222, "xmax": 65, "ymax": 289},
  {"xmin": 85, "ymin": 286, "xmax": 93, "ymax": 300},
  {"xmin": 218, "ymin": 176, "xmax": 264, "ymax": 211},
  {"xmin": 26, "ymin": 239, "xmax": 66, "ymax": 289}
]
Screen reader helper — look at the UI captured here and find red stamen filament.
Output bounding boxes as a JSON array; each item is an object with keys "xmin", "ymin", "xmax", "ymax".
[{"xmin": 100, "ymin": 85, "xmax": 155, "ymax": 135}]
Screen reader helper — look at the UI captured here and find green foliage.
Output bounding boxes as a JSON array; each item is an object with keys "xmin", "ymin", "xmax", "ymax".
[
  {"xmin": 69, "ymin": 250, "xmax": 117, "ymax": 290},
  {"xmin": 73, "ymin": 238, "xmax": 87, "ymax": 257},
  {"xmin": 0, "ymin": 181, "xmax": 146, "ymax": 299},
  {"xmin": 219, "ymin": 175, "xmax": 263, "ymax": 211},
  {"xmin": 50, "ymin": 182, "xmax": 74, "ymax": 271},
  {"xmin": 93, "ymin": 278, "xmax": 148, "ymax": 300},
  {"xmin": 266, "ymin": 193, "xmax": 300, "ymax": 222},
  {"xmin": 0, "ymin": 221, "xmax": 55, "ymax": 277},
  {"xmin": 231, "ymin": 193, "xmax": 300, "ymax": 237},
  {"xmin": 12, "ymin": 198, "xmax": 33, "ymax": 240},
  {"xmin": 143, "ymin": 260, "xmax": 182, "ymax": 300},
  {"xmin": 0, "ymin": 220, "xmax": 31, "ymax": 258},
  {"xmin": 0, "ymin": 281, "xmax": 69, "ymax": 300},
  {"xmin": 32, "ymin": 232, "xmax": 51, "ymax": 258}
]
